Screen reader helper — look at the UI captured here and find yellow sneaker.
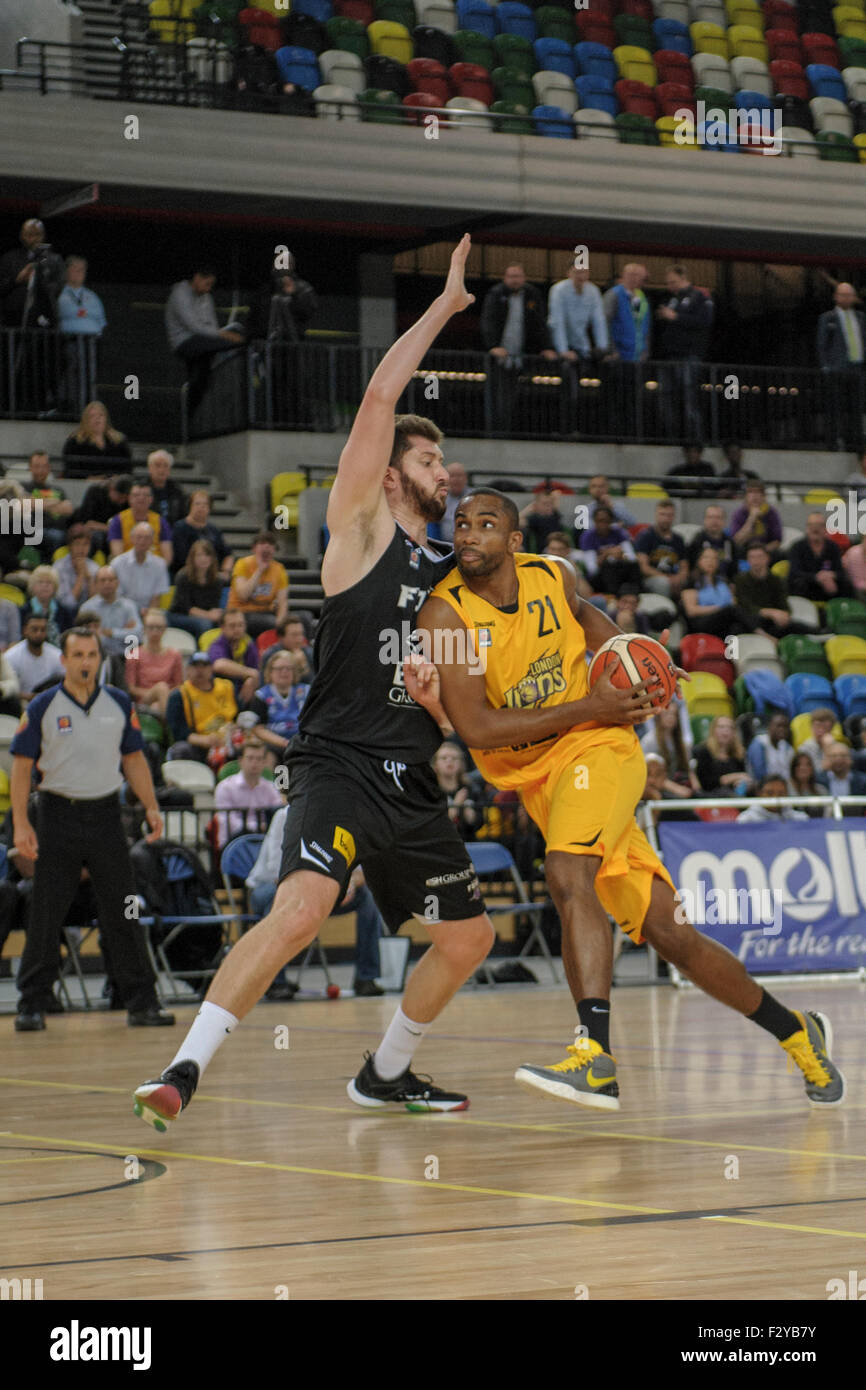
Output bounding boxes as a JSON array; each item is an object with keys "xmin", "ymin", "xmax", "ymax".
[
  {"xmin": 514, "ymin": 1037, "xmax": 620, "ymax": 1110},
  {"xmin": 780, "ymin": 1010, "xmax": 845, "ymax": 1106}
]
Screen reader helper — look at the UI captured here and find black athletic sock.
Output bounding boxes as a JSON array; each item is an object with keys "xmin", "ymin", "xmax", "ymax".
[
  {"xmin": 747, "ymin": 989, "xmax": 801, "ymax": 1043},
  {"xmin": 578, "ymin": 998, "xmax": 611, "ymax": 1053}
]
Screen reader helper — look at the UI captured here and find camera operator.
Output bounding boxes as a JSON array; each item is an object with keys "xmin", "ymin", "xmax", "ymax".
[
  {"xmin": 247, "ymin": 254, "xmax": 317, "ymax": 425},
  {"xmin": 0, "ymin": 220, "xmax": 65, "ymax": 331}
]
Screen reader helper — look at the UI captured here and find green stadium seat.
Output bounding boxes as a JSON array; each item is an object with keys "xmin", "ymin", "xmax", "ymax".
[
  {"xmin": 375, "ymin": 0, "xmax": 418, "ymax": 29},
  {"xmin": 535, "ymin": 6, "xmax": 574, "ymax": 43},
  {"xmin": 615, "ymin": 110, "xmax": 660, "ymax": 142},
  {"xmin": 359, "ymin": 87, "xmax": 404, "ymax": 120},
  {"xmin": 326, "ymin": 16, "xmax": 371, "ymax": 58},
  {"xmin": 492, "ymin": 65, "xmax": 535, "ymax": 104},
  {"xmin": 827, "ymin": 596, "xmax": 866, "ymax": 637},
  {"xmin": 695, "ymin": 84, "xmax": 733, "ymax": 110},
  {"xmin": 492, "ymin": 33, "xmax": 537, "ymax": 76},
  {"xmin": 733, "ymin": 675, "xmax": 755, "ymax": 715},
  {"xmin": 452, "ymin": 28, "xmax": 495, "ymax": 69},
  {"xmin": 778, "ymin": 634, "xmax": 832, "ymax": 678},
  {"xmin": 816, "ymin": 130, "xmax": 859, "ymax": 160},
  {"xmin": 690, "ymin": 713, "xmax": 716, "ymax": 744},
  {"xmin": 490, "ymin": 98, "xmax": 535, "ymax": 132}
]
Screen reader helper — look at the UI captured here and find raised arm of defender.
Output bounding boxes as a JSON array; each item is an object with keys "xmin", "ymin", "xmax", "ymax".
[{"xmin": 322, "ymin": 236, "xmax": 475, "ymax": 593}]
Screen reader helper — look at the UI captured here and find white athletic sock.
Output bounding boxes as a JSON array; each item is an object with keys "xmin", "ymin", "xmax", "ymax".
[
  {"xmin": 168, "ymin": 1001, "xmax": 238, "ymax": 1077},
  {"xmin": 373, "ymin": 1006, "xmax": 430, "ymax": 1080}
]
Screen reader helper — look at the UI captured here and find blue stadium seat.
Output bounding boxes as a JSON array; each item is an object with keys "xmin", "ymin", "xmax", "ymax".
[
  {"xmin": 533, "ymin": 102, "xmax": 574, "ymax": 135},
  {"xmin": 496, "ymin": 2, "xmax": 536, "ymax": 41},
  {"xmin": 576, "ymin": 72, "xmax": 618, "ymax": 115},
  {"xmin": 534, "ymin": 37, "xmax": 576, "ymax": 78},
  {"xmin": 275, "ymin": 45, "xmax": 322, "ymax": 89},
  {"xmin": 785, "ymin": 672, "xmax": 840, "ymax": 716},
  {"xmin": 293, "ymin": 0, "xmax": 333, "ymax": 21},
  {"xmin": 456, "ymin": 0, "xmax": 497, "ymax": 40},
  {"xmin": 734, "ymin": 88, "xmax": 774, "ymax": 110},
  {"xmin": 834, "ymin": 674, "xmax": 866, "ymax": 718},
  {"xmin": 805, "ymin": 63, "xmax": 847, "ymax": 101},
  {"xmin": 653, "ymin": 19, "xmax": 693, "ymax": 56},
  {"xmin": 697, "ymin": 120, "xmax": 743, "ymax": 149},
  {"xmin": 575, "ymin": 41, "xmax": 618, "ymax": 84}
]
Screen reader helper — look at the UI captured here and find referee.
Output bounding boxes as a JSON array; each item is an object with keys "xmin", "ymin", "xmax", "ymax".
[{"xmin": 10, "ymin": 625, "xmax": 175, "ymax": 1033}]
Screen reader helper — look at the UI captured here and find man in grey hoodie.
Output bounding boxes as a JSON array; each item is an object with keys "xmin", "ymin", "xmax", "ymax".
[{"xmin": 165, "ymin": 263, "xmax": 245, "ymax": 418}]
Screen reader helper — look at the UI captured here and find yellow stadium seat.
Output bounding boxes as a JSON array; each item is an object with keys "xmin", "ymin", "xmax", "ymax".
[
  {"xmin": 682, "ymin": 671, "xmax": 734, "ymax": 716},
  {"xmin": 854, "ymin": 132, "xmax": 866, "ymax": 161},
  {"xmin": 0, "ymin": 583, "xmax": 24, "ymax": 606},
  {"xmin": 690, "ymin": 21, "xmax": 729, "ymax": 58},
  {"xmin": 198, "ymin": 627, "xmax": 222, "ymax": 652},
  {"xmin": 148, "ymin": 0, "xmax": 198, "ymax": 42},
  {"xmin": 728, "ymin": 24, "xmax": 768, "ymax": 61},
  {"xmin": 656, "ymin": 114, "xmax": 697, "ymax": 144},
  {"xmin": 626, "ymin": 483, "xmax": 670, "ymax": 497},
  {"xmin": 368, "ymin": 20, "xmax": 413, "ymax": 63},
  {"xmin": 159, "ymin": 586, "xmax": 175, "ymax": 610},
  {"xmin": 726, "ymin": 0, "xmax": 764, "ymax": 29},
  {"xmin": 52, "ymin": 546, "xmax": 69, "ymax": 562},
  {"xmin": 269, "ymin": 471, "xmax": 307, "ymax": 513},
  {"xmin": 93, "ymin": 550, "xmax": 107, "ymax": 568},
  {"xmin": 0, "ymin": 767, "xmax": 9, "ymax": 815},
  {"xmin": 804, "ymin": 488, "xmax": 843, "ymax": 505},
  {"xmin": 613, "ymin": 44, "xmax": 657, "ymax": 84},
  {"xmin": 835, "ymin": 6, "xmax": 866, "ymax": 38},
  {"xmin": 825, "ymin": 634, "xmax": 866, "ymax": 676},
  {"xmin": 771, "ymin": 559, "xmax": 790, "ymax": 580},
  {"xmin": 790, "ymin": 712, "xmax": 847, "ymax": 749}
]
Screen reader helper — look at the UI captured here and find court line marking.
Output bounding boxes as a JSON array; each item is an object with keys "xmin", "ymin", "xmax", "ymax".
[
  {"xmin": 3, "ymin": 1130, "xmax": 866, "ymax": 1243},
  {"xmin": 0, "ymin": 1077, "xmax": 862, "ymax": 1162}
]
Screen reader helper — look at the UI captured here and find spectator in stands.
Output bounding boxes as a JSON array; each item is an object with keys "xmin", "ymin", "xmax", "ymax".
[
  {"xmin": 640, "ymin": 706, "xmax": 698, "ymax": 790},
  {"xmin": 125, "ymin": 610, "xmax": 183, "ymax": 721},
  {"xmin": 107, "ymin": 481, "xmax": 172, "ymax": 565},
  {"xmin": 815, "ymin": 743, "xmax": 866, "ymax": 813},
  {"xmin": 432, "ymin": 741, "xmax": 479, "ymax": 840},
  {"xmin": 578, "ymin": 504, "xmax": 640, "ymax": 594},
  {"xmin": 518, "ymin": 490, "xmax": 567, "ymax": 554},
  {"xmin": 817, "ymin": 282, "xmax": 865, "ymax": 451},
  {"xmin": 665, "ymin": 443, "xmax": 717, "ymax": 496},
  {"xmin": 165, "ymin": 651, "xmax": 237, "ymax": 762},
  {"xmin": 635, "ymin": 499, "xmax": 687, "ymax": 598},
  {"xmin": 24, "ymin": 450, "xmax": 74, "ymax": 561},
  {"xmin": 214, "ymin": 739, "xmax": 283, "ymax": 849},
  {"xmin": 717, "ymin": 442, "xmax": 759, "ymax": 497},
  {"xmin": 0, "ymin": 480, "xmax": 27, "ymax": 577},
  {"xmin": 734, "ymin": 542, "xmax": 792, "ymax": 638},
  {"xmin": 74, "ymin": 473, "xmax": 131, "ymax": 552},
  {"xmin": 5, "ymin": 614, "xmax": 63, "ymax": 703},
  {"xmin": 86, "ymin": 566, "xmax": 141, "ymax": 656},
  {"xmin": 56, "ymin": 523, "xmax": 99, "ymax": 624},
  {"xmin": 609, "ymin": 587, "xmax": 650, "ymax": 635},
  {"xmin": 656, "ymin": 265, "xmax": 713, "ymax": 439},
  {"xmin": 728, "ymin": 481, "xmax": 782, "ymax": 559},
  {"xmin": 21, "ymin": 567, "xmax": 63, "ymax": 646},
  {"xmin": 603, "ymin": 262, "xmax": 650, "ymax": 362},
  {"xmin": 74, "ymin": 609, "xmax": 128, "ymax": 690},
  {"xmin": 796, "ymin": 708, "xmax": 838, "ymax": 777},
  {"xmin": 146, "ymin": 449, "xmax": 187, "ymax": 527},
  {"xmin": 439, "ymin": 463, "xmax": 469, "ymax": 545},
  {"xmin": 842, "ymin": 449, "xmax": 866, "ymax": 506},
  {"xmin": 249, "ymin": 258, "xmax": 318, "ymax": 344},
  {"xmin": 542, "ymin": 533, "xmax": 595, "ymax": 597},
  {"xmin": 228, "ymin": 531, "xmax": 289, "ymax": 638},
  {"xmin": 586, "ymin": 473, "xmax": 636, "ymax": 527},
  {"xmin": 788, "ymin": 750, "xmax": 825, "ymax": 816},
  {"xmin": 244, "ymin": 803, "xmax": 384, "ymax": 999},
  {"xmin": 165, "ymin": 263, "xmax": 246, "ymax": 419},
  {"xmin": 57, "ymin": 255, "xmax": 105, "ymax": 410},
  {"xmin": 170, "ymin": 488, "xmax": 232, "ymax": 579},
  {"xmin": 681, "ymin": 547, "xmax": 750, "ymax": 638},
  {"xmin": 0, "ymin": 649, "xmax": 20, "ymax": 716},
  {"xmin": 548, "ymin": 263, "xmax": 609, "ymax": 361},
  {"xmin": 737, "ymin": 774, "xmax": 807, "ymax": 823},
  {"xmin": 693, "ymin": 715, "xmax": 752, "ymax": 795},
  {"xmin": 0, "ymin": 219, "xmax": 64, "ymax": 331},
  {"xmin": 207, "ymin": 609, "xmax": 259, "ymax": 704},
  {"xmin": 110, "ymin": 522, "xmax": 171, "ymax": 618},
  {"xmin": 61, "ymin": 400, "xmax": 131, "ymax": 478},
  {"xmin": 481, "ymin": 264, "xmax": 556, "ymax": 432},
  {"xmin": 642, "ymin": 751, "xmax": 695, "ymax": 808},
  {"xmin": 247, "ymin": 647, "xmax": 309, "ymax": 759},
  {"xmin": 747, "ymin": 711, "xmax": 794, "ymax": 784},
  {"xmin": 271, "ymin": 614, "xmax": 312, "ymax": 680},
  {"xmin": 0, "ymin": 598, "xmax": 20, "ymax": 653},
  {"xmin": 843, "ymin": 528, "xmax": 866, "ymax": 598},
  {"xmin": 686, "ymin": 503, "xmax": 737, "ymax": 578},
  {"xmin": 788, "ymin": 511, "xmax": 853, "ymax": 602},
  {"xmin": 170, "ymin": 537, "xmax": 225, "ymax": 639}
]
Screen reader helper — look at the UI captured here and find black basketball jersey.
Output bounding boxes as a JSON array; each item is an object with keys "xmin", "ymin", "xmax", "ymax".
[{"xmin": 299, "ymin": 524, "xmax": 454, "ymax": 764}]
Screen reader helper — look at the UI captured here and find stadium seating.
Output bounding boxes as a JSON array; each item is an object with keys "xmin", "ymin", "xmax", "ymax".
[
  {"xmin": 452, "ymin": 28, "xmax": 494, "ymax": 67},
  {"xmin": 810, "ymin": 94, "xmax": 854, "ymax": 132},
  {"xmin": 497, "ymin": 2, "xmax": 536, "ymax": 41},
  {"xmin": 275, "ymin": 45, "xmax": 321, "ymax": 87},
  {"xmin": 320, "ymin": 47, "xmax": 367, "ymax": 87},
  {"xmin": 280, "ymin": 13, "xmax": 329, "ymax": 53},
  {"xmin": 826, "ymin": 634, "xmax": 866, "ymax": 675},
  {"xmin": 490, "ymin": 99, "xmax": 534, "ymax": 131},
  {"xmin": 835, "ymin": 673, "xmax": 866, "ymax": 717},
  {"xmin": 762, "ymin": 0, "xmax": 798, "ymax": 33},
  {"xmin": 575, "ymin": 42, "xmax": 618, "ymax": 83},
  {"xmin": 326, "ymin": 15, "xmax": 370, "ymax": 55},
  {"xmin": 315, "ymin": 81, "xmax": 363, "ymax": 114},
  {"xmin": 614, "ymin": 44, "xmax": 658, "ymax": 82},
  {"xmin": 534, "ymin": 38, "xmax": 575, "ymax": 76},
  {"xmin": 360, "ymin": 86, "xmax": 404, "ymax": 118},
  {"xmin": 827, "ymin": 596, "xmax": 866, "ymax": 637},
  {"xmin": 492, "ymin": 66, "xmax": 534, "ymax": 103},
  {"xmin": 843, "ymin": 65, "xmax": 866, "ymax": 100},
  {"xmin": 573, "ymin": 107, "xmax": 617, "ymax": 135},
  {"xmin": 450, "ymin": 60, "xmax": 492, "ymax": 101},
  {"xmin": 691, "ymin": 21, "xmax": 730, "ymax": 58},
  {"xmin": 771, "ymin": 58, "xmax": 810, "ymax": 98},
  {"xmin": 494, "ymin": 33, "xmax": 536, "ymax": 75},
  {"xmin": 731, "ymin": 53, "xmax": 773, "ymax": 93},
  {"xmin": 654, "ymin": 19, "xmax": 694, "ymax": 55},
  {"xmin": 616, "ymin": 110, "xmax": 660, "ymax": 138},
  {"xmin": 413, "ymin": 24, "xmax": 454, "ymax": 64},
  {"xmin": 576, "ymin": 73, "xmax": 619, "ymax": 115},
  {"xmin": 657, "ymin": 79, "xmax": 696, "ymax": 113},
  {"xmin": 785, "ymin": 672, "xmax": 840, "ymax": 715},
  {"xmin": 446, "ymin": 93, "xmax": 494, "ymax": 124},
  {"xmin": 734, "ymin": 632, "xmax": 781, "ymax": 673},
  {"xmin": 656, "ymin": 49, "xmax": 696, "ymax": 85},
  {"xmin": 680, "ymin": 632, "xmax": 736, "ymax": 685},
  {"xmin": 682, "ymin": 671, "xmax": 734, "ymax": 716},
  {"xmin": 790, "ymin": 711, "xmax": 846, "ymax": 748},
  {"xmin": 778, "ymin": 634, "xmax": 832, "ymax": 677},
  {"xmin": 617, "ymin": 77, "xmax": 660, "ymax": 117},
  {"xmin": 803, "ymin": 33, "xmax": 841, "ymax": 69},
  {"xmin": 408, "ymin": 54, "xmax": 450, "ymax": 100},
  {"xmin": 766, "ymin": 29, "xmax": 802, "ymax": 64},
  {"xmin": 533, "ymin": 103, "xmax": 574, "ymax": 135},
  {"xmin": 456, "ymin": 0, "xmax": 496, "ymax": 40},
  {"xmin": 416, "ymin": 0, "xmax": 455, "ymax": 28},
  {"xmin": 657, "ymin": 111, "xmax": 698, "ymax": 139},
  {"xmin": 692, "ymin": 50, "xmax": 734, "ymax": 88},
  {"xmin": 729, "ymin": 24, "xmax": 768, "ymax": 60},
  {"xmin": 690, "ymin": 713, "xmax": 716, "ymax": 743},
  {"xmin": 535, "ymin": 7, "xmax": 574, "ymax": 43},
  {"xmin": 817, "ymin": 128, "xmax": 859, "ymax": 154},
  {"xmin": 403, "ymin": 88, "xmax": 441, "ymax": 117},
  {"xmin": 533, "ymin": 69, "xmax": 578, "ymax": 110},
  {"xmin": 368, "ymin": 19, "xmax": 413, "ymax": 61}
]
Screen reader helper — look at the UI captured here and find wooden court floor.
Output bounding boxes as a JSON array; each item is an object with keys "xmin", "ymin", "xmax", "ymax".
[{"xmin": 1, "ymin": 981, "xmax": 864, "ymax": 1301}]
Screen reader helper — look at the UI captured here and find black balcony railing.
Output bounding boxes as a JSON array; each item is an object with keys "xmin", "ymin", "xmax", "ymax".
[{"xmin": 0, "ymin": 329, "xmax": 98, "ymax": 420}]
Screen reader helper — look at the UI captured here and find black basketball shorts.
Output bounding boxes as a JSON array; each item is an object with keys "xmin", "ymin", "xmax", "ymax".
[{"xmin": 278, "ymin": 733, "xmax": 484, "ymax": 932}]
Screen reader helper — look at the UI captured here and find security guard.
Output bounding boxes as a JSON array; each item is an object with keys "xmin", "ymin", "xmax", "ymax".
[{"xmin": 10, "ymin": 625, "xmax": 175, "ymax": 1032}]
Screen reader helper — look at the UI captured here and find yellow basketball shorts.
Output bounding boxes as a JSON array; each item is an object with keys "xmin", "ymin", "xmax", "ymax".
[{"xmin": 519, "ymin": 735, "xmax": 674, "ymax": 943}]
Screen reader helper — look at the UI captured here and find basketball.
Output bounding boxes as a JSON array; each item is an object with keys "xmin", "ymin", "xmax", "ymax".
[{"xmin": 588, "ymin": 634, "xmax": 679, "ymax": 711}]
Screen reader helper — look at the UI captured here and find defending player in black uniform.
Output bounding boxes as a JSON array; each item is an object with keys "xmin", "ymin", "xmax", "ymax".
[{"xmin": 134, "ymin": 236, "xmax": 495, "ymax": 1129}]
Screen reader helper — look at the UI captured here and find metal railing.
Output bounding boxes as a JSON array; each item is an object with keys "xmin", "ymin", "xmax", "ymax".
[{"xmin": 0, "ymin": 329, "xmax": 98, "ymax": 420}]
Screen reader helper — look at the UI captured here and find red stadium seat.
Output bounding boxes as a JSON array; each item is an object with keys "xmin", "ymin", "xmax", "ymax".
[
  {"xmin": 403, "ymin": 90, "xmax": 442, "ymax": 119},
  {"xmin": 584, "ymin": 0, "xmax": 616, "ymax": 19},
  {"xmin": 656, "ymin": 81, "xmax": 695, "ymax": 116},
  {"xmin": 695, "ymin": 806, "xmax": 741, "ymax": 822},
  {"xmin": 449, "ymin": 60, "xmax": 493, "ymax": 103},
  {"xmin": 238, "ymin": 8, "xmax": 282, "ymax": 52},
  {"xmin": 334, "ymin": 0, "xmax": 375, "ymax": 24},
  {"xmin": 255, "ymin": 628, "xmax": 278, "ymax": 655},
  {"xmin": 802, "ymin": 32, "xmax": 841, "ymax": 70},
  {"xmin": 765, "ymin": 28, "xmax": 802, "ymax": 64},
  {"xmin": 762, "ymin": 0, "xmax": 799, "ymax": 33},
  {"xmin": 615, "ymin": 77, "xmax": 658, "ymax": 118},
  {"xmin": 654, "ymin": 50, "xmax": 695, "ymax": 90},
  {"xmin": 619, "ymin": 0, "xmax": 654, "ymax": 20},
  {"xmin": 770, "ymin": 58, "xmax": 808, "ymax": 99},
  {"xmin": 408, "ymin": 57, "xmax": 450, "ymax": 102},
  {"xmin": 575, "ymin": 15, "xmax": 617, "ymax": 47},
  {"xmin": 680, "ymin": 632, "xmax": 736, "ymax": 688}
]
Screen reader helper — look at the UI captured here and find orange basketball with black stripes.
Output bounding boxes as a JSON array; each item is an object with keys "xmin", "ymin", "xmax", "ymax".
[{"xmin": 588, "ymin": 634, "xmax": 678, "ymax": 711}]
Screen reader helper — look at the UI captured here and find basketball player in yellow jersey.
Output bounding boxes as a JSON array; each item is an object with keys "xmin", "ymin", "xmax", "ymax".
[{"xmin": 408, "ymin": 489, "xmax": 845, "ymax": 1110}]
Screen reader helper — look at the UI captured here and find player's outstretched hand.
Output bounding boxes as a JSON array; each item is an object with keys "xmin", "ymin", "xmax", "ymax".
[
  {"xmin": 403, "ymin": 653, "xmax": 442, "ymax": 711},
  {"xmin": 586, "ymin": 658, "xmax": 659, "ymax": 726},
  {"xmin": 442, "ymin": 234, "xmax": 475, "ymax": 314}
]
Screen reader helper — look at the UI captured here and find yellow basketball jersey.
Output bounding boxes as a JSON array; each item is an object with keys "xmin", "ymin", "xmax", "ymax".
[{"xmin": 431, "ymin": 554, "xmax": 638, "ymax": 788}]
